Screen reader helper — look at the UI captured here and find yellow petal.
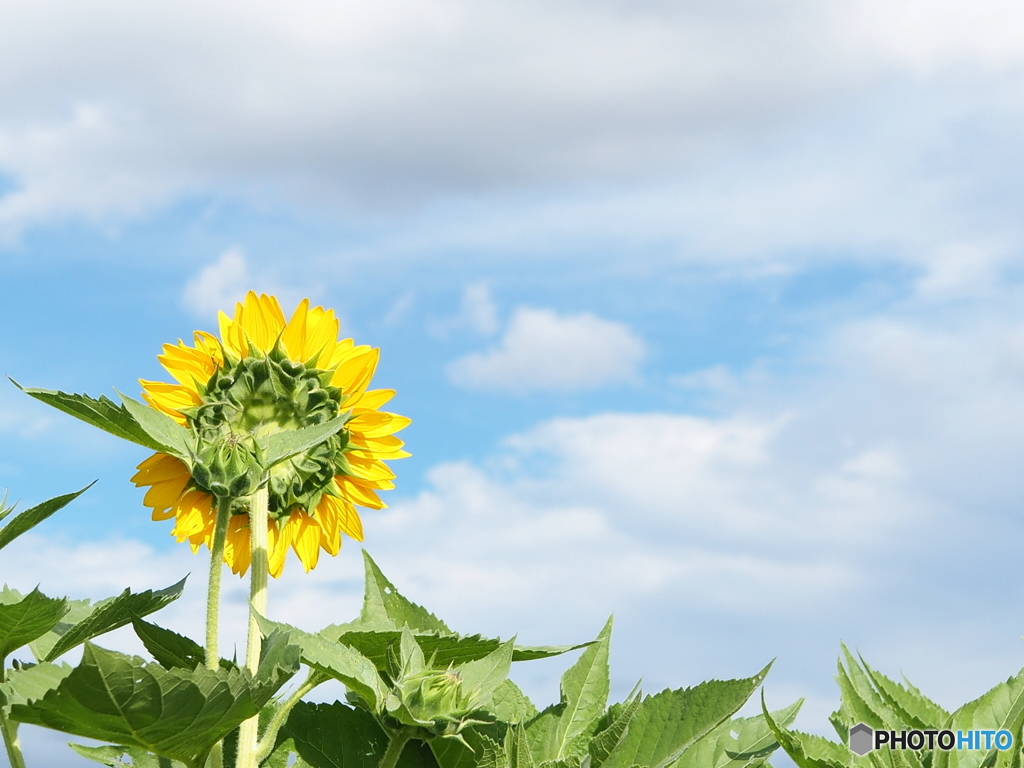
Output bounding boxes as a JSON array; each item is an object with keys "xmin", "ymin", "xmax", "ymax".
[
  {"xmin": 141, "ymin": 381, "xmax": 201, "ymax": 423},
  {"xmin": 289, "ymin": 511, "xmax": 322, "ymax": 572},
  {"xmin": 330, "ymin": 347, "xmax": 378, "ymax": 397},
  {"xmin": 348, "ymin": 410, "xmax": 411, "ymax": 438},
  {"xmin": 143, "ymin": 475, "xmax": 190, "ymax": 516},
  {"xmin": 279, "ymin": 299, "xmax": 310, "ymax": 362},
  {"xmin": 238, "ymin": 292, "xmax": 286, "ymax": 354},
  {"xmin": 218, "ymin": 309, "xmax": 248, "ymax": 358},
  {"xmin": 172, "ymin": 490, "xmax": 214, "ymax": 542},
  {"xmin": 158, "ymin": 341, "xmax": 218, "ymax": 391},
  {"xmin": 224, "ymin": 514, "xmax": 252, "ymax": 576},
  {"xmin": 267, "ymin": 518, "xmax": 292, "ymax": 578},
  {"xmin": 132, "ymin": 453, "xmax": 190, "ymax": 485},
  {"xmin": 321, "ymin": 493, "xmax": 363, "ymax": 541},
  {"xmin": 345, "ymin": 454, "xmax": 396, "ymax": 483},
  {"xmin": 335, "ymin": 476, "xmax": 386, "ymax": 510},
  {"xmin": 346, "ymin": 389, "xmax": 395, "ymax": 410}
]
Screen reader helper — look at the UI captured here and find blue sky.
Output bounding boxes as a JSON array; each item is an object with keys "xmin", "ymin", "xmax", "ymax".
[{"xmin": 4, "ymin": 1, "xmax": 1024, "ymax": 765}]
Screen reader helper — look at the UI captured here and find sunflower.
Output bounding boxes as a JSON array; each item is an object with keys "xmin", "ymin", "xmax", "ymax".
[{"xmin": 130, "ymin": 292, "xmax": 409, "ymax": 577}]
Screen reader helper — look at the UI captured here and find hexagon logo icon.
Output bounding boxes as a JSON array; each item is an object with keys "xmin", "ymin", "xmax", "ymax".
[{"xmin": 849, "ymin": 723, "xmax": 874, "ymax": 756}]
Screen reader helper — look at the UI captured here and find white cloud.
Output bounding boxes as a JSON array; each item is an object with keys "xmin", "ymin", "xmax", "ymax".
[
  {"xmin": 182, "ymin": 247, "xmax": 249, "ymax": 317},
  {"xmin": 447, "ymin": 307, "xmax": 646, "ymax": 393},
  {"xmin": 3, "ymin": 0, "xmax": 1024, "ymax": 245},
  {"xmin": 181, "ymin": 247, "xmax": 305, "ymax": 319}
]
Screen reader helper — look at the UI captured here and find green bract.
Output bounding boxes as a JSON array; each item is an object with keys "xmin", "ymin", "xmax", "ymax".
[{"xmin": 185, "ymin": 344, "xmax": 352, "ymax": 519}]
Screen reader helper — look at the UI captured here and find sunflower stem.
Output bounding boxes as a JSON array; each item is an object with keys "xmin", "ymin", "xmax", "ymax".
[
  {"xmin": 205, "ymin": 495, "xmax": 232, "ymax": 768},
  {"xmin": 206, "ymin": 495, "xmax": 232, "ymax": 670},
  {"xmin": 253, "ymin": 669, "xmax": 328, "ymax": 765},
  {"xmin": 0, "ymin": 666, "xmax": 27, "ymax": 768},
  {"xmin": 236, "ymin": 486, "xmax": 270, "ymax": 768},
  {"xmin": 379, "ymin": 727, "xmax": 414, "ymax": 768}
]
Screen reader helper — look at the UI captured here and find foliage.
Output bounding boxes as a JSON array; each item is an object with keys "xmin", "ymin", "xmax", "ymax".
[{"xmin": 766, "ymin": 644, "xmax": 1024, "ymax": 768}]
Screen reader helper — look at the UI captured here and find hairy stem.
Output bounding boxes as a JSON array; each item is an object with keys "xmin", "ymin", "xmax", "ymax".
[
  {"xmin": 0, "ymin": 667, "xmax": 27, "ymax": 768},
  {"xmin": 236, "ymin": 486, "xmax": 270, "ymax": 768},
  {"xmin": 379, "ymin": 728, "xmax": 414, "ymax": 768},
  {"xmin": 253, "ymin": 670, "xmax": 327, "ymax": 765},
  {"xmin": 205, "ymin": 496, "xmax": 232, "ymax": 768},
  {"xmin": 206, "ymin": 495, "xmax": 232, "ymax": 670}
]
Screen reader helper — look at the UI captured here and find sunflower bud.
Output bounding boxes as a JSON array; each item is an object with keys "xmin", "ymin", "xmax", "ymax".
[
  {"xmin": 393, "ymin": 667, "xmax": 469, "ymax": 727},
  {"xmin": 191, "ymin": 431, "xmax": 265, "ymax": 498}
]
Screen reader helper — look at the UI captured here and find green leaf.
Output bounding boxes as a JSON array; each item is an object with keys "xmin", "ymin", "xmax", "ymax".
[
  {"xmin": 131, "ymin": 616, "xmax": 207, "ymax": 671},
  {"xmin": 1, "ymin": 661, "xmax": 73, "ymax": 707},
  {"xmin": 534, "ymin": 617, "xmax": 612, "ymax": 762},
  {"xmin": 460, "ymin": 637, "xmax": 515, "ymax": 707},
  {"xmin": 263, "ymin": 736, "xmax": 314, "ymax": 768},
  {"xmin": 832, "ymin": 645, "xmax": 897, "ymax": 732},
  {"xmin": 43, "ymin": 578, "xmax": 186, "ymax": 661},
  {"xmin": 0, "ymin": 484, "xmax": 93, "ymax": 552},
  {"xmin": 116, "ymin": 391, "xmax": 195, "ymax": 459},
  {"xmin": 431, "ymin": 726, "xmax": 508, "ymax": 768},
  {"xmin": 256, "ymin": 615, "xmax": 387, "ymax": 712},
  {"xmin": 589, "ymin": 690, "xmax": 642, "ymax": 768},
  {"xmin": 325, "ymin": 628, "xmax": 584, "ymax": 671},
  {"xmin": 856, "ymin": 652, "xmax": 948, "ymax": 731},
  {"xmin": 13, "ymin": 383, "xmax": 163, "ymax": 451},
  {"xmin": 602, "ymin": 663, "xmax": 773, "ymax": 768},
  {"xmin": 284, "ymin": 701, "xmax": 438, "ymax": 768},
  {"xmin": 69, "ymin": 744, "xmax": 186, "ymax": 768},
  {"xmin": 260, "ymin": 416, "xmax": 349, "ymax": 467},
  {"xmin": 29, "ymin": 595, "xmax": 103, "ymax": 661},
  {"xmin": 11, "ymin": 643, "xmax": 296, "ymax": 768},
  {"xmin": 934, "ymin": 666, "xmax": 1024, "ymax": 768},
  {"xmin": 675, "ymin": 699, "xmax": 803, "ymax": 768},
  {"xmin": 0, "ymin": 587, "xmax": 69, "ymax": 662},
  {"xmin": 489, "ymin": 680, "xmax": 539, "ymax": 724},
  {"xmin": 357, "ymin": 551, "xmax": 451, "ymax": 633},
  {"xmin": 761, "ymin": 695, "xmax": 851, "ymax": 768}
]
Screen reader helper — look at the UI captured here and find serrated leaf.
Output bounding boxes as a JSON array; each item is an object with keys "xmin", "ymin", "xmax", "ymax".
[
  {"xmin": 460, "ymin": 637, "xmax": 515, "ymax": 707},
  {"xmin": 11, "ymin": 643, "xmax": 296, "ymax": 768},
  {"xmin": 589, "ymin": 691, "xmax": 643, "ymax": 768},
  {"xmin": 762, "ymin": 695, "xmax": 851, "ymax": 768},
  {"xmin": 489, "ymin": 680, "xmax": 539, "ymax": 724},
  {"xmin": 675, "ymin": 699, "xmax": 803, "ymax": 768},
  {"xmin": 264, "ymin": 736, "xmax": 314, "ymax": 768},
  {"xmin": 131, "ymin": 616, "xmax": 207, "ymax": 671},
  {"xmin": 0, "ymin": 587, "xmax": 69, "ymax": 662},
  {"xmin": 833, "ymin": 645, "xmax": 897, "ymax": 731},
  {"xmin": 116, "ymin": 390, "xmax": 195, "ymax": 459},
  {"xmin": 260, "ymin": 416, "xmax": 348, "ymax": 467},
  {"xmin": 1, "ymin": 661, "xmax": 73, "ymax": 707},
  {"xmin": 0, "ymin": 485, "xmax": 93, "ymax": 552},
  {"xmin": 602, "ymin": 663, "xmax": 773, "ymax": 768},
  {"xmin": 857, "ymin": 653, "xmax": 948, "ymax": 731},
  {"xmin": 324, "ymin": 628, "xmax": 585, "ymax": 671},
  {"xmin": 548, "ymin": 618, "xmax": 610, "ymax": 761},
  {"xmin": 43, "ymin": 578, "xmax": 186, "ymax": 661},
  {"xmin": 431, "ymin": 725, "xmax": 509, "ymax": 768},
  {"xmin": 358, "ymin": 551, "xmax": 451, "ymax": 633},
  {"xmin": 69, "ymin": 743, "xmax": 186, "ymax": 768},
  {"xmin": 284, "ymin": 700, "xmax": 437, "ymax": 768},
  {"xmin": 30, "ymin": 595, "xmax": 107, "ymax": 661},
  {"xmin": 14, "ymin": 383, "xmax": 163, "ymax": 451},
  {"xmin": 256, "ymin": 615, "xmax": 386, "ymax": 711},
  {"xmin": 526, "ymin": 705, "xmax": 563, "ymax": 762},
  {"xmin": 933, "ymin": 666, "xmax": 1024, "ymax": 768}
]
